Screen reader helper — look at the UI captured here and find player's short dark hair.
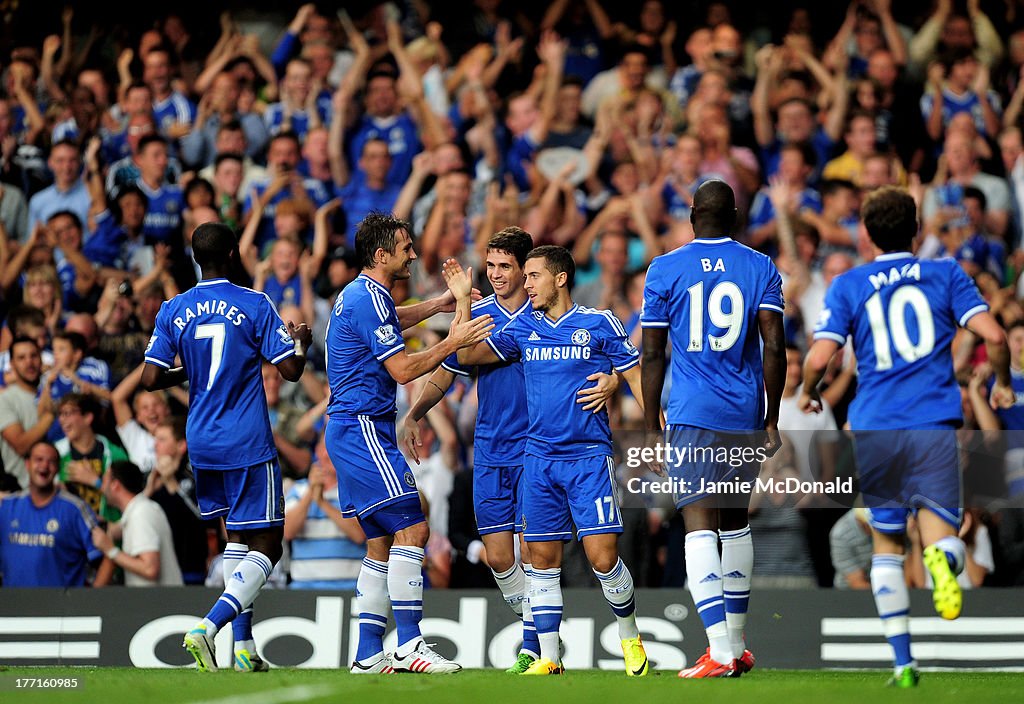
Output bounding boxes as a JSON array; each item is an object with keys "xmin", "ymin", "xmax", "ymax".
[
  {"xmin": 137, "ymin": 134, "xmax": 167, "ymax": 154},
  {"xmin": 109, "ymin": 460, "xmax": 146, "ymax": 496},
  {"xmin": 487, "ymin": 227, "xmax": 534, "ymax": 267},
  {"xmin": 527, "ymin": 245, "xmax": 575, "ymax": 289},
  {"xmin": 963, "ymin": 185, "xmax": 987, "ymax": 211},
  {"xmin": 192, "ymin": 222, "xmax": 238, "ymax": 269},
  {"xmin": 57, "ymin": 393, "xmax": 95, "ymax": 418},
  {"xmin": 54, "ymin": 330, "xmax": 87, "ymax": 354},
  {"xmin": 355, "ymin": 211, "xmax": 411, "ymax": 270},
  {"xmin": 861, "ymin": 186, "xmax": 917, "ymax": 252},
  {"xmin": 691, "ymin": 179, "xmax": 737, "ymax": 234}
]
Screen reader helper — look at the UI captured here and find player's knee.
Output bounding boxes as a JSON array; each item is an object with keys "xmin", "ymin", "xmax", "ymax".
[
  {"xmin": 589, "ymin": 553, "xmax": 618, "ymax": 574},
  {"xmin": 486, "ymin": 549, "xmax": 515, "ymax": 573}
]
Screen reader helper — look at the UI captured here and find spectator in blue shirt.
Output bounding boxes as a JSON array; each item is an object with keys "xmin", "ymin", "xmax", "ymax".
[
  {"xmin": 0, "ymin": 441, "xmax": 103, "ymax": 587},
  {"xmin": 28, "ymin": 141, "xmax": 90, "ymax": 231}
]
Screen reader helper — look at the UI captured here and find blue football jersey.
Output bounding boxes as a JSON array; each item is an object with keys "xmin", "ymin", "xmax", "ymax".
[
  {"xmin": 137, "ymin": 181, "xmax": 185, "ymax": 242},
  {"xmin": 145, "ymin": 279, "xmax": 296, "ymax": 469},
  {"xmin": 0, "ymin": 490, "xmax": 102, "ymax": 587},
  {"xmin": 442, "ymin": 295, "xmax": 530, "ymax": 465},
  {"xmin": 814, "ymin": 252, "xmax": 988, "ymax": 429},
  {"xmin": 642, "ymin": 237, "xmax": 785, "ymax": 432},
  {"xmin": 486, "ymin": 304, "xmax": 639, "ymax": 459},
  {"xmin": 325, "ymin": 274, "xmax": 405, "ymax": 418},
  {"xmin": 347, "ymin": 113, "xmax": 421, "ymax": 187}
]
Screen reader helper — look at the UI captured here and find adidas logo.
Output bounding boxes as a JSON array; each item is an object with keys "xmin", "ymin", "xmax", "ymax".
[
  {"xmin": 528, "ymin": 331, "xmax": 541, "ymax": 341},
  {"xmin": 723, "ymin": 570, "xmax": 746, "ymax": 579},
  {"xmin": 232, "ymin": 571, "xmax": 245, "ymax": 584},
  {"xmin": 875, "ymin": 585, "xmax": 893, "ymax": 596},
  {"xmin": 699, "ymin": 572, "xmax": 721, "ymax": 583}
]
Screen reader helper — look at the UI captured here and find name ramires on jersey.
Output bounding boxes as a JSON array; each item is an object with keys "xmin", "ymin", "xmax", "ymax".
[
  {"xmin": 868, "ymin": 262, "xmax": 921, "ymax": 290},
  {"xmin": 171, "ymin": 299, "xmax": 248, "ymax": 329},
  {"xmin": 524, "ymin": 346, "xmax": 592, "ymax": 361}
]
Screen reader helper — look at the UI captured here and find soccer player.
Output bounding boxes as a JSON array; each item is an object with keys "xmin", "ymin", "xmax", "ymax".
[
  {"xmin": 325, "ymin": 212, "xmax": 493, "ymax": 675},
  {"xmin": 401, "ymin": 228, "xmax": 619, "ymax": 673},
  {"xmin": 801, "ymin": 187, "xmax": 1014, "ymax": 687},
  {"xmin": 141, "ymin": 222, "xmax": 313, "ymax": 673},
  {"xmin": 641, "ymin": 180, "xmax": 787, "ymax": 678},
  {"xmin": 445, "ymin": 246, "xmax": 649, "ymax": 677}
]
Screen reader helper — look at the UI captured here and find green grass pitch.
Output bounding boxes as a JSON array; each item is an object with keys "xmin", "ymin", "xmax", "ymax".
[{"xmin": 2, "ymin": 668, "xmax": 1023, "ymax": 704}]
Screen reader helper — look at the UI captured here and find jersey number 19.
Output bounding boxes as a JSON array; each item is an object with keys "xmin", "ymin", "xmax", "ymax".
[{"xmin": 686, "ymin": 281, "xmax": 744, "ymax": 353}]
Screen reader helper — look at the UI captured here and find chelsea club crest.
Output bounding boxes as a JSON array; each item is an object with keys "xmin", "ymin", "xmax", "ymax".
[{"xmin": 571, "ymin": 329, "xmax": 591, "ymax": 346}]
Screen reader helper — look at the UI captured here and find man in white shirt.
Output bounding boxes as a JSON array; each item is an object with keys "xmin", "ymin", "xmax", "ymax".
[
  {"xmin": 92, "ymin": 460, "xmax": 182, "ymax": 586},
  {"xmin": 112, "ymin": 364, "xmax": 171, "ymax": 474},
  {"xmin": 778, "ymin": 344, "xmax": 839, "ymax": 482}
]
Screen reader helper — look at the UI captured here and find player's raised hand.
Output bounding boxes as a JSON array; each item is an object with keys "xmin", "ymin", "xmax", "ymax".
[
  {"xmin": 287, "ymin": 321, "xmax": 313, "ymax": 353},
  {"xmin": 762, "ymin": 422, "xmax": 783, "ymax": 459},
  {"xmin": 577, "ymin": 371, "xmax": 619, "ymax": 413},
  {"xmin": 401, "ymin": 413, "xmax": 423, "ymax": 464},
  {"xmin": 448, "ymin": 307, "xmax": 494, "ymax": 348},
  {"xmin": 441, "ymin": 259, "xmax": 474, "ymax": 300}
]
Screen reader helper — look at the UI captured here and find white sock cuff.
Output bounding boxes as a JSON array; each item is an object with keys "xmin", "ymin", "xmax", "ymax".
[
  {"xmin": 492, "ymin": 564, "xmax": 519, "ymax": 581},
  {"xmin": 224, "ymin": 542, "xmax": 249, "ymax": 556},
  {"xmin": 529, "ymin": 566, "xmax": 561, "ymax": 586},
  {"xmin": 242, "ymin": 551, "xmax": 274, "ymax": 578},
  {"xmin": 685, "ymin": 530, "xmax": 718, "ymax": 548},
  {"xmin": 719, "ymin": 525, "xmax": 751, "ymax": 541},
  {"xmin": 390, "ymin": 546, "xmax": 425, "ymax": 567}
]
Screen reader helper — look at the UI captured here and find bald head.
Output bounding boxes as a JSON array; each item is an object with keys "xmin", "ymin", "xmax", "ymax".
[{"xmin": 690, "ymin": 179, "xmax": 737, "ymax": 236}]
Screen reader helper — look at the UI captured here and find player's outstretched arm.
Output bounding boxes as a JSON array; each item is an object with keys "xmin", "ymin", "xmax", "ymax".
[
  {"xmin": 276, "ymin": 321, "xmax": 314, "ymax": 382},
  {"xmin": 965, "ymin": 311, "xmax": 1015, "ymax": 409},
  {"xmin": 402, "ymin": 367, "xmax": 457, "ymax": 464},
  {"xmin": 759, "ymin": 309, "xmax": 787, "ymax": 458},
  {"xmin": 385, "ymin": 309, "xmax": 493, "ymax": 385}
]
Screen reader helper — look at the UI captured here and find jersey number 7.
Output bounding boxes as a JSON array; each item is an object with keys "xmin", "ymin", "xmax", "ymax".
[{"xmin": 195, "ymin": 323, "xmax": 226, "ymax": 390}]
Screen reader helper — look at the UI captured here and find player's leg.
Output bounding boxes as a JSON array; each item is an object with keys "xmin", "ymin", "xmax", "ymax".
[
  {"xmin": 719, "ymin": 505, "xmax": 755, "ymax": 673},
  {"xmin": 678, "ymin": 499, "xmax": 737, "ymax": 677},
  {"xmin": 520, "ymin": 455, "xmax": 571, "ymax": 675},
  {"xmin": 184, "ymin": 463, "xmax": 283, "ymax": 672},
  {"xmin": 522, "ymin": 539, "xmax": 565, "ymax": 675},
  {"xmin": 351, "ymin": 534, "xmax": 394, "ymax": 673},
  {"xmin": 570, "ymin": 456, "xmax": 646, "ymax": 677},
  {"xmin": 909, "ymin": 427, "xmax": 966, "ymax": 621},
  {"xmin": 517, "ymin": 533, "xmax": 540, "ymax": 665},
  {"xmin": 868, "ymin": 517, "xmax": 917, "ymax": 687},
  {"xmin": 475, "ymin": 464, "xmax": 534, "ymax": 669},
  {"xmin": 858, "ymin": 430, "xmax": 917, "ymax": 686},
  {"xmin": 222, "ymin": 528, "xmax": 266, "ymax": 672}
]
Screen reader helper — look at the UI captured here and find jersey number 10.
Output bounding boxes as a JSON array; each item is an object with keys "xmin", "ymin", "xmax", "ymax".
[
  {"xmin": 865, "ymin": 285, "xmax": 935, "ymax": 371},
  {"xmin": 686, "ymin": 281, "xmax": 744, "ymax": 352}
]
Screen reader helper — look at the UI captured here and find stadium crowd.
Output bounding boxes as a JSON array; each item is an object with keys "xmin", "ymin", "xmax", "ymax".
[{"xmin": 2, "ymin": 0, "xmax": 1024, "ymax": 591}]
